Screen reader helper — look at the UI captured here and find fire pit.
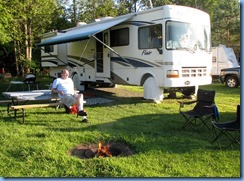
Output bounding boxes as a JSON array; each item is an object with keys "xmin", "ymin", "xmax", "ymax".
[{"xmin": 69, "ymin": 141, "xmax": 135, "ymax": 159}]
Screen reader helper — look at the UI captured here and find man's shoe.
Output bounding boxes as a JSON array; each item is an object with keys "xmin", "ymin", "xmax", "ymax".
[
  {"xmin": 77, "ymin": 110, "xmax": 87, "ymax": 117},
  {"xmin": 81, "ymin": 118, "xmax": 88, "ymax": 123}
]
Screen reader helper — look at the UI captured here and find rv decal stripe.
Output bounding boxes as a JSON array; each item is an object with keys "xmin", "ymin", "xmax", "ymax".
[
  {"xmin": 41, "ymin": 58, "xmax": 58, "ymax": 62},
  {"xmin": 122, "ymin": 21, "xmax": 155, "ymax": 27},
  {"xmin": 111, "ymin": 57, "xmax": 153, "ymax": 67},
  {"xmin": 42, "ymin": 60, "xmax": 58, "ymax": 65},
  {"xmin": 68, "ymin": 55, "xmax": 91, "ymax": 63},
  {"xmin": 157, "ymin": 62, "xmax": 173, "ymax": 65},
  {"xmin": 109, "ymin": 72, "xmax": 129, "ymax": 85},
  {"xmin": 67, "ymin": 55, "xmax": 95, "ymax": 68},
  {"xmin": 67, "ymin": 59, "xmax": 95, "ymax": 68},
  {"xmin": 152, "ymin": 18, "xmax": 164, "ymax": 21},
  {"xmin": 41, "ymin": 55, "xmax": 58, "ymax": 58}
]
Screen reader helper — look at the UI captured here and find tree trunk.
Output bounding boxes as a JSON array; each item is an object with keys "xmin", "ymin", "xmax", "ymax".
[
  {"xmin": 226, "ymin": 16, "xmax": 230, "ymax": 47},
  {"xmin": 24, "ymin": 2, "xmax": 33, "ymax": 74},
  {"xmin": 73, "ymin": 0, "xmax": 77, "ymax": 26},
  {"xmin": 13, "ymin": 40, "xmax": 19, "ymax": 76}
]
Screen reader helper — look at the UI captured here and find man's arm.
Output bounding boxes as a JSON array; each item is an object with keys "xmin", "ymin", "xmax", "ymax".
[
  {"xmin": 51, "ymin": 87, "xmax": 65, "ymax": 96},
  {"xmin": 51, "ymin": 79, "xmax": 64, "ymax": 95},
  {"xmin": 51, "ymin": 87, "xmax": 59, "ymax": 94}
]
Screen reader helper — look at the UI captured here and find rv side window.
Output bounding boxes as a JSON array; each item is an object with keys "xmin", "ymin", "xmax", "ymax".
[
  {"xmin": 44, "ymin": 45, "xmax": 54, "ymax": 53},
  {"xmin": 138, "ymin": 24, "xmax": 162, "ymax": 49},
  {"xmin": 110, "ymin": 28, "xmax": 129, "ymax": 47}
]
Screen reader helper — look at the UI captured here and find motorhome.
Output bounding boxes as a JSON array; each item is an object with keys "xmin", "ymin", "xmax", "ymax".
[
  {"xmin": 211, "ymin": 44, "xmax": 239, "ymax": 77},
  {"xmin": 38, "ymin": 5, "xmax": 212, "ymax": 102}
]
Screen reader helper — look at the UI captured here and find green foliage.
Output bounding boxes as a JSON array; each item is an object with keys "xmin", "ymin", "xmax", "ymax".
[
  {"xmin": 211, "ymin": 0, "xmax": 240, "ymax": 54},
  {"xmin": 0, "ymin": 81, "xmax": 240, "ymax": 177},
  {"xmin": 0, "ymin": 0, "xmax": 58, "ymax": 75},
  {"xmin": 75, "ymin": 0, "xmax": 119, "ymax": 23},
  {"xmin": 0, "ymin": 1, "xmax": 14, "ymax": 44},
  {"xmin": 116, "ymin": 0, "xmax": 139, "ymax": 13}
]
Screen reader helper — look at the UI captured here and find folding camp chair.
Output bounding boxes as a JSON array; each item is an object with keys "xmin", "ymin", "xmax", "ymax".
[
  {"xmin": 211, "ymin": 105, "xmax": 240, "ymax": 149},
  {"xmin": 178, "ymin": 89, "xmax": 217, "ymax": 130}
]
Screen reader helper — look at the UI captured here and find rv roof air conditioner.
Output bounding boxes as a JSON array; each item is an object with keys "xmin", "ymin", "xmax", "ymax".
[
  {"xmin": 93, "ymin": 17, "xmax": 114, "ymax": 22},
  {"xmin": 77, "ymin": 22, "xmax": 87, "ymax": 27}
]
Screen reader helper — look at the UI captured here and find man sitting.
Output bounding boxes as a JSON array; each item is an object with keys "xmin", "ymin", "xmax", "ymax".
[{"xmin": 51, "ymin": 69, "xmax": 88, "ymax": 123}]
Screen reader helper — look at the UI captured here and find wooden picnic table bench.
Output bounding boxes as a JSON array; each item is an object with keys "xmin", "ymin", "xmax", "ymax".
[
  {"xmin": 0, "ymin": 100, "xmax": 26, "ymax": 119},
  {"xmin": 10, "ymin": 102, "xmax": 62, "ymax": 123},
  {"xmin": 1, "ymin": 90, "xmax": 87, "ymax": 123},
  {"xmin": 9, "ymin": 100, "xmax": 86, "ymax": 123}
]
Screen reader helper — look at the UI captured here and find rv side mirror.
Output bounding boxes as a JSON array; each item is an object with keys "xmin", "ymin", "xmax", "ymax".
[{"xmin": 157, "ymin": 48, "xmax": 163, "ymax": 54}]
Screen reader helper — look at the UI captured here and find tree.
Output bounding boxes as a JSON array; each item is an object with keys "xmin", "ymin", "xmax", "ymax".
[
  {"xmin": 1, "ymin": 0, "xmax": 58, "ymax": 76},
  {"xmin": 77, "ymin": 0, "xmax": 118, "ymax": 22},
  {"xmin": 211, "ymin": 0, "xmax": 240, "ymax": 55},
  {"xmin": 0, "ymin": 1, "xmax": 13, "ymax": 44},
  {"xmin": 48, "ymin": 1, "xmax": 73, "ymax": 31},
  {"xmin": 116, "ymin": 0, "xmax": 141, "ymax": 13}
]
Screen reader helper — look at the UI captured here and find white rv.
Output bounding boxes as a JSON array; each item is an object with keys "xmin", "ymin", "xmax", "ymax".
[
  {"xmin": 38, "ymin": 5, "xmax": 212, "ymax": 102},
  {"xmin": 211, "ymin": 44, "xmax": 239, "ymax": 77}
]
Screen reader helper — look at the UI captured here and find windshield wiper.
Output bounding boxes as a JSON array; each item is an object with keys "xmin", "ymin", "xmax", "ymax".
[
  {"xmin": 199, "ymin": 47, "xmax": 209, "ymax": 52},
  {"xmin": 180, "ymin": 47, "xmax": 195, "ymax": 53}
]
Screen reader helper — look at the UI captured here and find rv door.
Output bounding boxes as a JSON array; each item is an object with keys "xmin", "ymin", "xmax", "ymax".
[{"xmin": 95, "ymin": 31, "xmax": 111, "ymax": 78}]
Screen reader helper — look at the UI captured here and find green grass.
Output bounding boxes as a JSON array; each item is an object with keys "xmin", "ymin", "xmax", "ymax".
[{"xmin": 0, "ymin": 77, "xmax": 240, "ymax": 177}]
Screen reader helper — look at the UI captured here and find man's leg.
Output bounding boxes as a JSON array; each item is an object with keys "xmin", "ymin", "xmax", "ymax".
[
  {"xmin": 76, "ymin": 94, "xmax": 88, "ymax": 122},
  {"xmin": 77, "ymin": 93, "xmax": 84, "ymax": 111}
]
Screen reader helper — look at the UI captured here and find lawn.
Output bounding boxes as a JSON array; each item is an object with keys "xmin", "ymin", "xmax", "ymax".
[{"xmin": 0, "ymin": 76, "xmax": 240, "ymax": 177}]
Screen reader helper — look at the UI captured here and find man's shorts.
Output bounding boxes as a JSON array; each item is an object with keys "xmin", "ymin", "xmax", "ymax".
[{"xmin": 61, "ymin": 94, "xmax": 76, "ymax": 108}]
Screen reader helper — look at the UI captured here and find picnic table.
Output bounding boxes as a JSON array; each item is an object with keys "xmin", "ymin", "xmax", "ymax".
[
  {"xmin": 1, "ymin": 90, "xmax": 61, "ymax": 123},
  {"xmin": 2, "ymin": 89, "xmax": 59, "ymax": 104}
]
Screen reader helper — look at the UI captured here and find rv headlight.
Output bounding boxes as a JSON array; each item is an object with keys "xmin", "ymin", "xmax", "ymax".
[{"xmin": 167, "ymin": 70, "xmax": 179, "ymax": 78}]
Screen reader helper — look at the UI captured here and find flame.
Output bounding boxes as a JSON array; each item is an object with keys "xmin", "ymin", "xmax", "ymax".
[{"xmin": 97, "ymin": 142, "xmax": 112, "ymax": 157}]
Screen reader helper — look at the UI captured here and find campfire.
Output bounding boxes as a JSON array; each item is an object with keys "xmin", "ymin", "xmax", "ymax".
[
  {"xmin": 69, "ymin": 141, "xmax": 135, "ymax": 159},
  {"xmin": 97, "ymin": 142, "xmax": 112, "ymax": 157}
]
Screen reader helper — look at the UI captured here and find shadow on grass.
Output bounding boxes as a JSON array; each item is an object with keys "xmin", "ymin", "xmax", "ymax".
[
  {"xmin": 0, "ymin": 82, "xmax": 240, "ymax": 153},
  {"xmin": 45, "ymin": 112, "xmax": 240, "ymax": 153}
]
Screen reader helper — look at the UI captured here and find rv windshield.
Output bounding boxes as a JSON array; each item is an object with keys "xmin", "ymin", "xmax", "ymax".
[{"xmin": 166, "ymin": 21, "xmax": 210, "ymax": 52}]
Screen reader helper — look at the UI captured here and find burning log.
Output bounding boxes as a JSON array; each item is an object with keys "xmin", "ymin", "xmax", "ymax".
[
  {"xmin": 97, "ymin": 142, "xmax": 112, "ymax": 157},
  {"xmin": 69, "ymin": 141, "xmax": 133, "ymax": 159}
]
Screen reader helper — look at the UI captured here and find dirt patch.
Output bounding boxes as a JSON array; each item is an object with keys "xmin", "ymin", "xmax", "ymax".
[
  {"xmin": 82, "ymin": 86, "xmax": 143, "ymax": 99},
  {"xmin": 95, "ymin": 87, "xmax": 143, "ymax": 98},
  {"xmin": 69, "ymin": 141, "xmax": 135, "ymax": 159}
]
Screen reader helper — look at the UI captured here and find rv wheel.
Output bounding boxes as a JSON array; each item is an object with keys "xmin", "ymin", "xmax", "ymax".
[{"xmin": 181, "ymin": 86, "xmax": 195, "ymax": 97}]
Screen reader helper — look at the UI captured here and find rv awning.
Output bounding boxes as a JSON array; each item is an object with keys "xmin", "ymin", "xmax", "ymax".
[{"xmin": 37, "ymin": 14, "xmax": 134, "ymax": 47}]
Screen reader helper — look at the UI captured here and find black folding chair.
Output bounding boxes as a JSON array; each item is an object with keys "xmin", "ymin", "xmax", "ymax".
[
  {"xmin": 178, "ymin": 89, "xmax": 217, "ymax": 130},
  {"xmin": 211, "ymin": 105, "xmax": 240, "ymax": 149}
]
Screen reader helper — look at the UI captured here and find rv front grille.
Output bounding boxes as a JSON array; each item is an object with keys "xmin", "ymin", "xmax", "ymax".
[{"xmin": 181, "ymin": 67, "xmax": 207, "ymax": 78}]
